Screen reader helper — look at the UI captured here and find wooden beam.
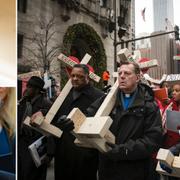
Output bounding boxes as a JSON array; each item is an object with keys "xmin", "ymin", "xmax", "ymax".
[
  {"xmin": 18, "ymin": 71, "xmax": 41, "ymax": 79},
  {"xmin": 138, "ymin": 59, "xmax": 158, "ymax": 69},
  {"xmin": 156, "ymin": 148, "xmax": 180, "ymax": 177},
  {"xmin": 23, "ymin": 53, "xmax": 103, "ymax": 138},
  {"xmin": 71, "ymin": 80, "xmax": 118, "ymax": 152}
]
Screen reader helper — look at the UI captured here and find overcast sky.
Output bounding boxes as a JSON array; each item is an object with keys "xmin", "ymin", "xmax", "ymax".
[{"xmin": 135, "ymin": 0, "xmax": 180, "ymax": 35}]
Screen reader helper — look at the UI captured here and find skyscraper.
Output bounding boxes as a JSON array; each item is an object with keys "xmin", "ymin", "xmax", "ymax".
[{"xmin": 153, "ymin": 0, "xmax": 174, "ymax": 32}]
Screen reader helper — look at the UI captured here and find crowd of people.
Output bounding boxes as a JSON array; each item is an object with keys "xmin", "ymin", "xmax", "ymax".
[{"xmin": 17, "ymin": 62, "xmax": 180, "ymax": 180}]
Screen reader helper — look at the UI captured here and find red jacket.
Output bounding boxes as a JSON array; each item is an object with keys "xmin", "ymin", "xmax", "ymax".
[{"xmin": 163, "ymin": 99, "xmax": 180, "ymax": 148}]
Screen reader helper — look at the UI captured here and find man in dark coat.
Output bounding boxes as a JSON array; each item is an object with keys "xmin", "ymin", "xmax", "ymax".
[
  {"xmin": 84, "ymin": 62, "xmax": 163, "ymax": 180},
  {"xmin": 52, "ymin": 64, "xmax": 104, "ymax": 180},
  {"xmin": 18, "ymin": 76, "xmax": 53, "ymax": 180},
  {"xmin": 99, "ymin": 62, "xmax": 163, "ymax": 180}
]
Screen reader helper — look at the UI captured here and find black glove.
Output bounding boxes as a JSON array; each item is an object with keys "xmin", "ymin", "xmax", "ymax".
[
  {"xmin": 55, "ymin": 115, "xmax": 74, "ymax": 132},
  {"xmin": 105, "ymin": 142, "xmax": 127, "ymax": 161},
  {"xmin": 41, "ymin": 155, "xmax": 53, "ymax": 165},
  {"xmin": 169, "ymin": 145, "xmax": 180, "ymax": 156},
  {"xmin": 159, "ymin": 162, "xmax": 172, "ymax": 174}
]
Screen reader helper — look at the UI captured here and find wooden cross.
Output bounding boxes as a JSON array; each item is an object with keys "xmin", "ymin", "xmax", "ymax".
[
  {"xmin": 143, "ymin": 73, "xmax": 167, "ymax": 85},
  {"xmin": 173, "ymin": 55, "xmax": 180, "ymax": 61},
  {"xmin": 23, "ymin": 53, "xmax": 101, "ymax": 137},
  {"xmin": 117, "ymin": 48, "xmax": 133, "ymax": 63},
  {"xmin": 166, "ymin": 74, "xmax": 180, "ymax": 82},
  {"xmin": 117, "ymin": 48, "xmax": 158, "ymax": 69},
  {"xmin": 138, "ymin": 59, "xmax": 158, "ymax": 69},
  {"xmin": 156, "ymin": 148, "xmax": 180, "ymax": 177},
  {"xmin": 66, "ymin": 76, "xmax": 119, "ymax": 152},
  {"xmin": 18, "ymin": 71, "xmax": 42, "ymax": 79}
]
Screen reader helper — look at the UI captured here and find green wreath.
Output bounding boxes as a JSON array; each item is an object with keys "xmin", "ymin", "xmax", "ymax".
[{"xmin": 62, "ymin": 23, "xmax": 107, "ymax": 88}]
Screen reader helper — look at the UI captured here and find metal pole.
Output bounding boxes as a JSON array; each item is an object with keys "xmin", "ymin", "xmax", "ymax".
[
  {"xmin": 115, "ymin": 30, "xmax": 176, "ymax": 46},
  {"xmin": 113, "ymin": 0, "xmax": 117, "ymax": 72}
]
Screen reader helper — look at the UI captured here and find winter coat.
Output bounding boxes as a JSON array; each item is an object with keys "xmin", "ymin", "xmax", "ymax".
[
  {"xmin": 51, "ymin": 83, "xmax": 104, "ymax": 180},
  {"xmin": 18, "ymin": 94, "xmax": 53, "ymax": 180},
  {"xmin": 163, "ymin": 99, "xmax": 180, "ymax": 150},
  {"xmin": 92, "ymin": 84, "xmax": 163, "ymax": 180}
]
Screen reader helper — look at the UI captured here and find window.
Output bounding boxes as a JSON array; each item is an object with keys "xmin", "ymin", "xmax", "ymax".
[{"xmin": 18, "ymin": 34, "xmax": 23, "ymax": 58}]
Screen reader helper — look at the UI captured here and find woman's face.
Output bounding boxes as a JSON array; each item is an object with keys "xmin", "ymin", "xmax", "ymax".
[
  {"xmin": 0, "ymin": 87, "xmax": 9, "ymax": 101},
  {"xmin": 172, "ymin": 84, "xmax": 180, "ymax": 102}
]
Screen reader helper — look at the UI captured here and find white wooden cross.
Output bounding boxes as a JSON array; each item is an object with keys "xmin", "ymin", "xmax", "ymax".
[
  {"xmin": 166, "ymin": 74, "xmax": 180, "ymax": 82},
  {"xmin": 18, "ymin": 71, "xmax": 42, "ymax": 79},
  {"xmin": 23, "ymin": 53, "xmax": 101, "ymax": 137},
  {"xmin": 117, "ymin": 48, "xmax": 158, "ymax": 69},
  {"xmin": 156, "ymin": 148, "xmax": 180, "ymax": 177},
  {"xmin": 65, "ymin": 73, "xmax": 119, "ymax": 152},
  {"xmin": 173, "ymin": 55, "xmax": 180, "ymax": 61},
  {"xmin": 143, "ymin": 74, "xmax": 167, "ymax": 85}
]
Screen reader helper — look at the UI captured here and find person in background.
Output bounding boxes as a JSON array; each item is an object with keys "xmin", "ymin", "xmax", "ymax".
[
  {"xmin": 18, "ymin": 76, "xmax": 53, "ymax": 180},
  {"xmin": 160, "ymin": 83, "xmax": 180, "ymax": 180},
  {"xmin": 160, "ymin": 81, "xmax": 172, "ymax": 99},
  {"xmin": 102, "ymin": 70, "xmax": 110, "ymax": 87},
  {"xmin": 0, "ymin": 87, "xmax": 16, "ymax": 180},
  {"xmin": 150, "ymin": 81, "xmax": 167, "ymax": 115},
  {"xmin": 50, "ymin": 81, "xmax": 60, "ymax": 102}
]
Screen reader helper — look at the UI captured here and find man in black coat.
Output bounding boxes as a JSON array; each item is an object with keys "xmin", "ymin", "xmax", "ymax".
[
  {"xmin": 76, "ymin": 62, "xmax": 163, "ymax": 180},
  {"xmin": 96, "ymin": 62, "xmax": 163, "ymax": 180},
  {"xmin": 52, "ymin": 64, "xmax": 104, "ymax": 180},
  {"xmin": 18, "ymin": 76, "xmax": 53, "ymax": 180}
]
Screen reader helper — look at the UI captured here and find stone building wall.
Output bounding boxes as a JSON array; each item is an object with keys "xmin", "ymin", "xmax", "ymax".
[{"xmin": 18, "ymin": 0, "xmax": 134, "ymax": 86}]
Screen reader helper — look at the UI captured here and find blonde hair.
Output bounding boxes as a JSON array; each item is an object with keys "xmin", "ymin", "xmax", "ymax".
[{"xmin": 0, "ymin": 87, "xmax": 16, "ymax": 136}]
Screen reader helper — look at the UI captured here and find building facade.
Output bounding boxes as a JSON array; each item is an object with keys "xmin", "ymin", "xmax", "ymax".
[
  {"xmin": 153, "ymin": 0, "xmax": 174, "ymax": 32},
  {"xmin": 18, "ymin": 0, "xmax": 135, "ymax": 88},
  {"xmin": 136, "ymin": 31, "xmax": 179, "ymax": 79}
]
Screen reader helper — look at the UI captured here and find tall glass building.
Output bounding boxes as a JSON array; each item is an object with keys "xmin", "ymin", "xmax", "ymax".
[{"xmin": 153, "ymin": 0, "xmax": 174, "ymax": 32}]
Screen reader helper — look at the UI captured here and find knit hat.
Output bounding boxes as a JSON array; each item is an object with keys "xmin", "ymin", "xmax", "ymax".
[{"xmin": 27, "ymin": 76, "xmax": 45, "ymax": 90}]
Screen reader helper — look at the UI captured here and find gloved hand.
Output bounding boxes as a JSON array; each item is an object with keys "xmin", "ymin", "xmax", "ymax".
[
  {"xmin": 105, "ymin": 142, "xmax": 126, "ymax": 161},
  {"xmin": 169, "ymin": 146, "xmax": 179, "ymax": 156},
  {"xmin": 55, "ymin": 115, "xmax": 74, "ymax": 132},
  {"xmin": 41, "ymin": 155, "xmax": 53, "ymax": 165},
  {"xmin": 159, "ymin": 162, "xmax": 172, "ymax": 174}
]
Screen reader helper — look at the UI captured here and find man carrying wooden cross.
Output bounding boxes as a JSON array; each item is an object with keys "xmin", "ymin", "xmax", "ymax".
[
  {"xmin": 51, "ymin": 64, "xmax": 104, "ymax": 180},
  {"xmin": 61, "ymin": 61, "xmax": 163, "ymax": 180},
  {"xmin": 18, "ymin": 76, "xmax": 53, "ymax": 180}
]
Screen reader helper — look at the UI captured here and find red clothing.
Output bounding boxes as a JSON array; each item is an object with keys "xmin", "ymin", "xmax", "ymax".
[
  {"xmin": 163, "ymin": 99, "xmax": 180, "ymax": 148},
  {"xmin": 102, "ymin": 71, "xmax": 110, "ymax": 81},
  {"xmin": 155, "ymin": 97, "xmax": 164, "ymax": 115}
]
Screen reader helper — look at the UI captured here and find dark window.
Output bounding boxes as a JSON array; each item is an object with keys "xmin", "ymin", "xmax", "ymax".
[
  {"xmin": 100, "ymin": 0, "xmax": 107, "ymax": 7},
  {"xmin": 18, "ymin": 34, "xmax": 23, "ymax": 58},
  {"xmin": 18, "ymin": 0, "xmax": 27, "ymax": 13}
]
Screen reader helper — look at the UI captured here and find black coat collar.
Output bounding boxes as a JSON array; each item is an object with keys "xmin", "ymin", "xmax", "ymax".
[{"xmin": 115, "ymin": 83, "xmax": 154, "ymax": 109}]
